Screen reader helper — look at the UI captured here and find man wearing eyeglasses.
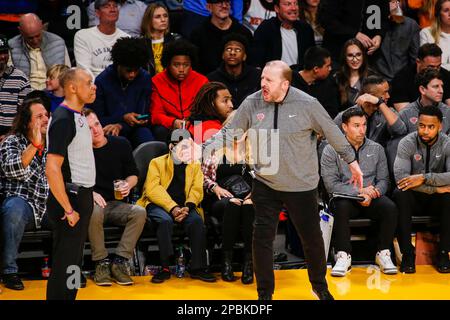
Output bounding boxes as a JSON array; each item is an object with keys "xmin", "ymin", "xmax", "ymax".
[
  {"xmin": 190, "ymin": 0, "xmax": 253, "ymax": 75},
  {"xmin": 207, "ymin": 33, "xmax": 261, "ymax": 108}
]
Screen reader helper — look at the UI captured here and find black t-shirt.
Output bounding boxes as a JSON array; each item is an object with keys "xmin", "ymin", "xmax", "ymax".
[
  {"xmin": 390, "ymin": 64, "xmax": 450, "ymax": 104},
  {"xmin": 93, "ymin": 135, "xmax": 138, "ymax": 201},
  {"xmin": 167, "ymin": 163, "xmax": 187, "ymax": 207},
  {"xmin": 291, "ymin": 69, "xmax": 340, "ymax": 118},
  {"xmin": 47, "ymin": 105, "xmax": 96, "ymax": 187}
]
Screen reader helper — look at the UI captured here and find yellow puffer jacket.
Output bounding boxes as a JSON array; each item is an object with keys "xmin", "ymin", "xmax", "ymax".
[{"xmin": 136, "ymin": 153, "xmax": 204, "ymax": 220}]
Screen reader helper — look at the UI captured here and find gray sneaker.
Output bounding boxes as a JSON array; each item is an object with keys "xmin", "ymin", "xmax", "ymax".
[
  {"xmin": 94, "ymin": 260, "xmax": 113, "ymax": 286},
  {"xmin": 111, "ymin": 262, "xmax": 133, "ymax": 285}
]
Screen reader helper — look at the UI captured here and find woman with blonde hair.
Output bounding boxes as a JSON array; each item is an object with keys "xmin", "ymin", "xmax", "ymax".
[
  {"xmin": 202, "ymin": 111, "xmax": 255, "ymax": 285},
  {"xmin": 420, "ymin": 0, "xmax": 450, "ymax": 70},
  {"xmin": 141, "ymin": 3, "xmax": 181, "ymax": 75}
]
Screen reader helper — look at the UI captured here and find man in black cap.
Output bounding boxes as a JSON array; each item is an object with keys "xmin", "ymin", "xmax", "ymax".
[{"xmin": 0, "ymin": 34, "xmax": 31, "ymax": 139}]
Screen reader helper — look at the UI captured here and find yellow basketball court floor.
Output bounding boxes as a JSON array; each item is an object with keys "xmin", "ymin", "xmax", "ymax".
[{"xmin": 1, "ymin": 265, "xmax": 450, "ymax": 300}]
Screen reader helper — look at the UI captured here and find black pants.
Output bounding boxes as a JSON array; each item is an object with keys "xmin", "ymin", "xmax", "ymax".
[
  {"xmin": 46, "ymin": 187, "xmax": 93, "ymax": 300},
  {"xmin": 331, "ymin": 196, "xmax": 398, "ymax": 254},
  {"xmin": 152, "ymin": 125, "xmax": 170, "ymax": 143},
  {"xmin": 147, "ymin": 204, "xmax": 207, "ymax": 270},
  {"xmin": 211, "ymin": 198, "xmax": 255, "ymax": 253},
  {"xmin": 251, "ymin": 180, "xmax": 327, "ymax": 296},
  {"xmin": 393, "ymin": 189, "xmax": 450, "ymax": 254}
]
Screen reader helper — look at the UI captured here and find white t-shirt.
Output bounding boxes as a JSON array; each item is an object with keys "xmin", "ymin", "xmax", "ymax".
[
  {"xmin": 243, "ymin": 0, "xmax": 276, "ymax": 34},
  {"xmin": 420, "ymin": 27, "xmax": 450, "ymax": 71},
  {"xmin": 280, "ymin": 27, "xmax": 298, "ymax": 67},
  {"xmin": 87, "ymin": 0, "xmax": 147, "ymax": 37},
  {"xmin": 74, "ymin": 26, "xmax": 130, "ymax": 78}
]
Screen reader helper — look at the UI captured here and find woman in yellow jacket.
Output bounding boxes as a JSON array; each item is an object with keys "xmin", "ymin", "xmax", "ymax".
[{"xmin": 137, "ymin": 133, "xmax": 216, "ymax": 284}]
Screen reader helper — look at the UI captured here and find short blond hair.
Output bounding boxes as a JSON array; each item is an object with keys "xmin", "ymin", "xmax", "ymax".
[{"xmin": 46, "ymin": 64, "xmax": 70, "ymax": 81}]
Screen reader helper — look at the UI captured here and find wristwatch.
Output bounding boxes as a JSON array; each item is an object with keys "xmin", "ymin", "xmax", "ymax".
[{"xmin": 376, "ymin": 97, "xmax": 385, "ymax": 106}]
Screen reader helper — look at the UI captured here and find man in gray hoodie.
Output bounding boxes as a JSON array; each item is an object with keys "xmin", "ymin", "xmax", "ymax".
[
  {"xmin": 322, "ymin": 107, "xmax": 398, "ymax": 277},
  {"xmin": 203, "ymin": 60, "xmax": 363, "ymax": 300},
  {"xmin": 393, "ymin": 106, "xmax": 450, "ymax": 274}
]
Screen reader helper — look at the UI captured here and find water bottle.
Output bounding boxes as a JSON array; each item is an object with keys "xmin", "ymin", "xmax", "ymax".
[
  {"xmin": 41, "ymin": 257, "xmax": 51, "ymax": 278},
  {"xmin": 175, "ymin": 246, "xmax": 185, "ymax": 278}
]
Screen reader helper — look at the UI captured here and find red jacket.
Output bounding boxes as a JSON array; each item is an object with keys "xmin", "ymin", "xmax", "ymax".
[
  {"xmin": 150, "ymin": 69, "xmax": 208, "ymax": 129},
  {"xmin": 188, "ymin": 119, "xmax": 222, "ymax": 144}
]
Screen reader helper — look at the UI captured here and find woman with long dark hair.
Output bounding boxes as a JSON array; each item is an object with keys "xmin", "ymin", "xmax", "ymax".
[{"xmin": 334, "ymin": 38, "xmax": 371, "ymax": 111}]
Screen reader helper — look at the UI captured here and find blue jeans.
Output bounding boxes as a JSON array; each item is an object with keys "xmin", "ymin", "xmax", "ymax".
[
  {"xmin": 1, "ymin": 196, "xmax": 35, "ymax": 274},
  {"xmin": 147, "ymin": 204, "xmax": 207, "ymax": 270}
]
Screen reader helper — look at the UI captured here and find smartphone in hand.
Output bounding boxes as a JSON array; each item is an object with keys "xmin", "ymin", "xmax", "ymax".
[{"xmin": 136, "ymin": 114, "xmax": 149, "ymax": 120}]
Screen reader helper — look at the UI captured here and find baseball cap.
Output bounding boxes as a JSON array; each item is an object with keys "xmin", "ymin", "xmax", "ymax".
[
  {"xmin": 0, "ymin": 35, "xmax": 9, "ymax": 52},
  {"xmin": 94, "ymin": 0, "xmax": 119, "ymax": 9}
]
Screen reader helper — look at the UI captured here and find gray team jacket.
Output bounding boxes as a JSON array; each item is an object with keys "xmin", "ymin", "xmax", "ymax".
[
  {"xmin": 396, "ymin": 100, "xmax": 450, "ymax": 136},
  {"xmin": 204, "ymin": 87, "xmax": 356, "ymax": 192},
  {"xmin": 394, "ymin": 131, "xmax": 450, "ymax": 194},
  {"xmin": 334, "ymin": 105, "xmax": 404, "ymax": 146},
  {"xmin": 321, "ymin": 138, "xmax": 390, "ymax": 196}
]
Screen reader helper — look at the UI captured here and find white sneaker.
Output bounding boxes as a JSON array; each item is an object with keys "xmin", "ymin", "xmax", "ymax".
[
  {"xmin": 376, "ymin": 249, "xmax": 398, "ymax": 275},
  {"xmin": 331, "ymin": 251, "xmax": 351, "ymax": 277}
]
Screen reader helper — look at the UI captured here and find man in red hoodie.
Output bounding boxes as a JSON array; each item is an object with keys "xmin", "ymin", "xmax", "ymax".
[{"xmin": 150, "ymin": 40, "xmax": 209, "ymax": 142}]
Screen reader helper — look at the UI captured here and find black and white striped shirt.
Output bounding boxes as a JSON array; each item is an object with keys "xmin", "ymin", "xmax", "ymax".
[{"xmin": 0, "ymin": 66, "xmax": 31, "ymax": 132}]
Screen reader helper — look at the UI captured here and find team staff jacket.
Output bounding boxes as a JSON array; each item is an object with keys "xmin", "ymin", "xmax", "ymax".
[
  {"xmin": 150, "ymin": 69, "xmax": 208, "ymax": 129},
  {"xmin": 204, "ymin": 87, "xmax": 355, "ymax": 192},
  {"xmin": 321, "ymin": 138, "xmax": 390, "ymax": 197},
  {"xmin": 397, "ymin": 100, "xmax": 450, "ymax": 136},
  {"xmin": 394, "ymin": 131, "xmax": 450, "ymax": 194}
]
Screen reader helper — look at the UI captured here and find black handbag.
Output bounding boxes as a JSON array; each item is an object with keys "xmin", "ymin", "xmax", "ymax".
[{"xmin": 218, "ymin": 174, "xmax": 251, "ymax": 199}]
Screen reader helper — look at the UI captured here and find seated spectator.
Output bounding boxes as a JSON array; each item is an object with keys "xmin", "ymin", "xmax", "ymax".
[
  {"xmin": 390, "ymin": 43, "xmax": 450, "ymax": 111},
  {"xmin": 0, "ymin": 97, "xmax": 49, "ymax": 290},
  {"xmin": 141, "ymin": 3, "xmax": 181, "ymax": 75},
  {"xmin": 252, "ymin": 0, "xmax": 315, "ymax": 69},
  {"xmin": 202, "ymin": 122, "xmax": 255, "ymax": 284},
  {"xmin": 0, "ymin": 35, "xmax": 31, "ymax": 137},
  {"xmin": 334, "ymin": 38, "xmax": 374, "ymax": 111},
  {"xmin": 420, "ymin": 0, "xmax": 450, "ymax": 71},
  {"xmin": 84, "ymin": 109, "xmax": 146, "ymax": 287},
  {"xmin": 181, "ymin": 0, "xmax": 244, "ymax": 38},
  {"xmin": 74, "ymin": 0, "xmax": 130, "ymax": 78},
  {"xmin": 207, "ymin": 33, "xmax": 261, "ymax": 108},
  {"xmin": 318, "ymin": 0, "xmax": 389, "ymax": 63},
  {"xmin": 321, "ymin": 107, "xmax": 398, "ymax": 277},
  {"xmin": 291, "ymin": 46, "xmax": 339, "ymax": 118},
  {"xmin": 242, "ymin": 0, "xmax": 276, "ymax": 34},
  {"xmin": 374, "ymin": 0, "xmax": 420, "ymax": 81},
  {"xmin": 45, "ymin": 64, "xmax": 69, "ymax": 113},
  {"xmin": 299, "ymin": 0, "xmax": 324, "ymax": 46},
  {"xmin": 90, "ymin": 37, "xmax": 154, "ymax": 149},
  {"xmin": 187, "ymin": 82, "xmax": 234, "ymax": 144},
  {"xmin": 334, "ymin": 75, "xmax": 402, "ymax": 147},
  {"xmin": 137, "ymin": 131, "xmax": 216, "ymax": 284},
  {"xmin": 87, "ymin": 0, "xmax": 147, "ymax": 37},
  {"xmin": 36, "ymin": 0, "xmax": 89, "ymax": 65},
  {"xmin": 190, "ymin": 0, "xmax": 253, "ymax": 75},
  {"xmin": 393, "ymin": 106, "xmax": 450, "ymax": 274},
  {"xmin": 8, "ymin": 13, "xmax": 71, "ymax": 90},
  {"xmin": 150, "ymin": 40, "xmax": 208, "ymax": 143},
  {"xmin": 397, "ymin": 68, "xmax": 450, "ymax": 136}
]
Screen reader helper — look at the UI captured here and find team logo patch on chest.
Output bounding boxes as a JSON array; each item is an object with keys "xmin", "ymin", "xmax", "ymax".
[
  {"xmin": 256, "ymin": 113, "xmax": 265, "ymax": 121},
  {"xmin": 414, "ymin": 153, "xmax": 422, "ymax": 161},
  {"xmin": 409, "ymin": 117, "xmax": 418, "ymax": 125}
]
